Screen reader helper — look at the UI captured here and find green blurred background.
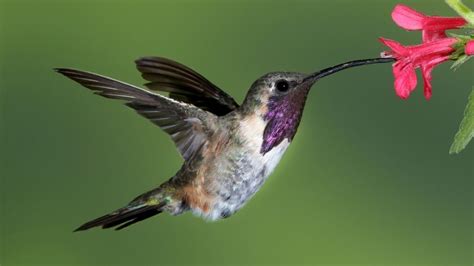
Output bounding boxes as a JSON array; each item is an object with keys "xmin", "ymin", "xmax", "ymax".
[{"xmin": 1, "ymin": 0, "xmax": 473, "ymax": 265}]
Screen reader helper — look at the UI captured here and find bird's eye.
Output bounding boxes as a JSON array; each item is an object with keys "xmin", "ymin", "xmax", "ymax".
[{"xmin": 275, "ymin": 80, "xmax": 290, "ymax": 93}]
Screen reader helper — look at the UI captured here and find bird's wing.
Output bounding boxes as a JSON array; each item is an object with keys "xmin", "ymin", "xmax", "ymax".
[
  {"xmin": 135, "ymin": 56, "xmax": 239, "ymax": 116},
  {"xmin": 56, "ymin": 68, "xmax": 216, "ymax": 161}
]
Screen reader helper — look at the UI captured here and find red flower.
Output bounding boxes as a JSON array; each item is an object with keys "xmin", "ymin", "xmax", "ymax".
[
  {"xmin": 391, "ymin": 4, "xmax": 466, "ymax": 42},
  {"xmin": 380, "ymin": 37, "xmax": 457, "ymax": 99},
  {"xmin": 466, "ymin": 40, "xmax": 474, "ymax": 56}
]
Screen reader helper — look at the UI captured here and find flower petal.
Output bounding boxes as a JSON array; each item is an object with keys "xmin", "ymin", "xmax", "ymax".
[
  {"xmin": 466, "ymin": 40, "xmax": 474, "ymax": 56},
  {"xmin": 422, "ymin": 30, "xmax": 447, "ymax": 43},
  {"xmin": 379, "ymin": 37, "xmax": 409, "ymax": 58},
  {"xmin": 421, "ymin": 64, "xmax": 433, "ymax": 100},
  {"xmin": 422, "ymin": 16, "xmax": 466, "ymax": 31},
  {"xmin": 421, "ymin": 55, "xmax": 450, "ymax": 100},
  {"xmin": 391, "ymin": 4, "xmax": 425, "ymax": 30},
  {"xmin": 393, "ymin": 62, "xmax": 417, "ymax": 99},
  {"xmin": 409, "ymin": 38, "xmax": 457, "ymax": 65}
]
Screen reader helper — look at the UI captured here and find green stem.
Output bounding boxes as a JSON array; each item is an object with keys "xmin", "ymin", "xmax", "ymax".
[{"xmin": 446, "ymin": 0, "xmax": 474, "ymax": 26}]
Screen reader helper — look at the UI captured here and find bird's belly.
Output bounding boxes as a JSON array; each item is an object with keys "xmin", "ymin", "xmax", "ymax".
[{"xmin": 194, "ymin": 139, "xmax": 289, "ymax": 221}]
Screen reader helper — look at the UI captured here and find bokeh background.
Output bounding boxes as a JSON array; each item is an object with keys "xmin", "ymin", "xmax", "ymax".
[{"xmin": 1, "ymin": 0, "xmax": 473, "ymax": 265}]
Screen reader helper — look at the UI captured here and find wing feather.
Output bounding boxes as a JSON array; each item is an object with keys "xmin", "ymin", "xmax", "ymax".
[
  {"xmin": 135, "ymin": 57, "xmax": 239, "ymax": 115},
  {"xmin": 55, "ymin": 68, "xmax": 216, "ymax": 160}
]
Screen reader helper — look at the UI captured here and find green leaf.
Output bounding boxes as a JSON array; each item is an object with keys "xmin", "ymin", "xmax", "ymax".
[
  {"xmin": 450, "ymin": 88, "xmax": 474, "ymax": 154},
  {"xmin": 448, "ymin": 33, "xmax": 472, "ymax": 41},
  {"xmin": 451, "ymin": 54, "xmax": 472, "ymax": 70}
]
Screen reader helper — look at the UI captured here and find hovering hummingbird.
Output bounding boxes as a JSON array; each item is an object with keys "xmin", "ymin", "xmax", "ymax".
[{"xmin": 56, "ymin": 56, "xmax": 392, "ymax": 231}]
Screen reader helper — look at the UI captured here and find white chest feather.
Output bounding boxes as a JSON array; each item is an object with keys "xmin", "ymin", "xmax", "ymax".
[
  {"xmin": 195, "ymin": 115, "xmax": 289, "ymax": 221},
  {"xmin": 238, "ymin": 114, "xmax": 289, "ymax": 173}
]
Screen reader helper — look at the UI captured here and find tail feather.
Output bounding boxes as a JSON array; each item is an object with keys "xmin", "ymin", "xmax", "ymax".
[
  {"xmin": 114, "ymin": 208, "xmax": 162, "ymax": 230},
  {"xmin": 74, "ymin": 202, "xmax": 166, "ymax": 231}
]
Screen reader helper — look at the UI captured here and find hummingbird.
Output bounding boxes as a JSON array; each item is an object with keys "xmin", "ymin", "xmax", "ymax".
[{"xmin": 55, "ymin": 56, "xmax": 393, "ymax": 231}]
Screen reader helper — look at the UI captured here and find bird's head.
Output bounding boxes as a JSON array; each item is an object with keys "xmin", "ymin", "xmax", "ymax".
[{"xmin": 240, "ymin": 58, "xmax": 394, "ymax": 154}]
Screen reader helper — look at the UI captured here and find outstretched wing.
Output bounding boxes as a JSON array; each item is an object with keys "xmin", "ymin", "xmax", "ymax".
[
  {"xmin": 55, "ymin": 68, "xmax": 216, "ymax": 160},
  {"xmin": 135, "ymin": 57, "xmax": 239, "ymax": 116}
]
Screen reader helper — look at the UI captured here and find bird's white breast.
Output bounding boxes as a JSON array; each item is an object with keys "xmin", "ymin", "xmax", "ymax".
[
  {"xmin": 196, "ymin": 114, "xmax": 289, "ymax": 221},
  {"xmin": 238, "ymin": 113, "xmax": 290, "ymax": 176}
]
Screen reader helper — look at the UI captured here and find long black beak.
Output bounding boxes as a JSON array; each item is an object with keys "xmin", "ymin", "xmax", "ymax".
[{"xmin": 303, "ymin": 57, "xmax": 395, "ymax": 84}]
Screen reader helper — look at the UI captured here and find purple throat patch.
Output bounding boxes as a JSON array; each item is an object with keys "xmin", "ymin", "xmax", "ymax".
[{"xmin": 260, "ymin": 88, "xmax": 309, "ymax": 154}]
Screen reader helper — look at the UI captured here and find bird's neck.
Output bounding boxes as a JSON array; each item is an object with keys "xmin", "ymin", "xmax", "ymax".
[
  {"xmin": 237, "ymin": 90, "xmax": 309, "ymax": 155},
  {"xmin": 260, "ymin": 95, "xmax": 307, "ymax": 154}
]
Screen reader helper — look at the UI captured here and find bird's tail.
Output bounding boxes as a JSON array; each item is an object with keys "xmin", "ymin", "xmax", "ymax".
[{"xmin": 74, "ymin": 190, "xmax": 169, "ymax": 231}]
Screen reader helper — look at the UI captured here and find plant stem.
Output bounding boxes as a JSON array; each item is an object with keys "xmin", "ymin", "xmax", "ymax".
[{"xmin": 446, "ymin": 0, "xmax": 474, "ymax": 26}]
